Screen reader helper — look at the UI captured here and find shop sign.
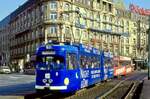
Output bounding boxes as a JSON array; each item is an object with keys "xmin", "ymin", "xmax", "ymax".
[{"xmin": 129, "ymin": 4, "xmax": 150, "ymax": 16}]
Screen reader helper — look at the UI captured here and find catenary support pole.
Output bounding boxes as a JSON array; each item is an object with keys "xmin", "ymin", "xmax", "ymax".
[{"xmin": 148, "ymin": 16, "xmax": 150, "ymax": 80}]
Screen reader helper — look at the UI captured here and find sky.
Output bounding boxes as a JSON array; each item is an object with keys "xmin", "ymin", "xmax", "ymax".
[
  {"xmin": 124, "ymin": 0, "xmax": 150, "ymax": 10},
  {"xmin": 0, "ymin": 0, "xmax": 27, "ymax": 21},
  {"xmin": 0, "ymin": 0, "xmax": 150, "ymax": 21}
]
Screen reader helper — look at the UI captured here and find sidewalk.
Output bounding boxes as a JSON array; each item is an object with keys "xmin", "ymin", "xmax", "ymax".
[
  {"xmin": 140, "ymin": 78, "xmax": 150, "ymax": 99},
  {"xmin": 0, "ymin": 96, "xmax": 23, "ymax": 99}
]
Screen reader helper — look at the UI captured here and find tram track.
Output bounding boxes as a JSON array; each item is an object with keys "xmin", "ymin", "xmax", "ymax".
[
  {"xmin": 123, "ymin": 82, "xmax": 137, "ymax": 99},
  {"xmin": 97, "ymin": 72, "xmax": 146, "ymax": 99}
]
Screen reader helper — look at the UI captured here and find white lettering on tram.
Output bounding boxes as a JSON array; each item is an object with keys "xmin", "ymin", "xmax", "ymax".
[
  {"xmin": 91, "ymin": 70, "xmax": 101, "ymax": 79},
  {"xmin": 80, "ymin": 70, "xmax": 89, "ymax": 78},
  {"xmin": 115, "ymin": 67, "xmax": 125, "ymax": 75}
]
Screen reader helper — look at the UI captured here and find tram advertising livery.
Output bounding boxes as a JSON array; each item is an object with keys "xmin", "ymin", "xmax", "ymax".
[{"xmin": 34, "ymin": 42, "xmax": 133, "ymax": 93}]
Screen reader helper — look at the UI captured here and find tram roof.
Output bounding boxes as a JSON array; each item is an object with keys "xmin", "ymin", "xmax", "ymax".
[
  {"xmin": 36, "ymin": 43, "xmax": 101, "ymax": 55},
  {"xmin": 37, "ymin": 44, "xmax": 78, "ymax": 52}
]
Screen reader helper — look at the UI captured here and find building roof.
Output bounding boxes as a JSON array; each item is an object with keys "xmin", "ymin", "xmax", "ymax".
[
  {"xmin": 10, "ymin": 0, "xmax": 36, "ymax": 21},
  {"xmin": 0, "ymin": 15, "xmax": 10, "ymax": 29}
]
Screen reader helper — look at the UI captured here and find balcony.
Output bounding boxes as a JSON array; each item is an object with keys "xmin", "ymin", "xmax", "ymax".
[
  {"xmin": 75, "ymin": 22, "xmax": 86, "ymax": 29},
  {"xmin": 44, "ymin": 19, "xmax": 65, "ymax": 25},
  {"xmin": 121, "ymin": 32, "xmax": 130, "ymax": 37},
  {"xmin": 102, "ymin": 20, "xmax": 113, "ymax": 25}
]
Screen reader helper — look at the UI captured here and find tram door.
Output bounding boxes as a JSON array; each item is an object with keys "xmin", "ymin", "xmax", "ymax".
[
  {"xmin": 79, "ymin": 54, "xmax": 90, "ymax": 88},
  {"xmin": 104, "ymin": 57, "xmax": 109, "ymax": 80},
  {"xmin": 66, "ymin": 53, "xmax": 80, "ymax": 91}
]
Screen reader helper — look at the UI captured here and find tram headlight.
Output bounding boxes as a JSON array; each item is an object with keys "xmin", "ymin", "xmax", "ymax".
[
  {"xmin": 64, "ymin": 78, "xmax": 69, "ymax": 85},
  {"xmin": 42, "ymin": 79, "xmax": 47, "ymax": 83},
  {"xmin": 56, "ymin": 72, "xmax": 59, "ymax": 76}
]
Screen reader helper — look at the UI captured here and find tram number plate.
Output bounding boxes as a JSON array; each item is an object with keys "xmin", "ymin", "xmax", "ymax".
[{"xmin": 45, "ymin": 73, "xmax": 50, "ymax": 79}]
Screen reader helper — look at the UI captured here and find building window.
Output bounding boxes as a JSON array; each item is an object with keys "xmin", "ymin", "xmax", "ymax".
[
  {"xmin": 75, "ymin": 7, "xmax": 80, "ymax": 12},
  {"xmin": 63, "ymin": 13, "xmax": 69, "ymax": 21},
  {"xmin": 109, "ymin": 17, "xmax": 112, "ymax": 22},
  {"xmin": 108, "ymin": 4, "xmax": 112, "ymax": 12},
  {"xmin": 103, "ymin": 2, "xmax": 107, "ymax": 11},
  {"xmin": 76, "ymin": 28, "xmax": 80, "ymax": 38},
  {"xmin": 25, "ymin": 46, "xmax": 27, "ymax": 53},
  {"xmin": 50, "ymin": 1, "xmax": 57, "ymax": 10},
  {"xmin": 65, "ymin": 27, "xmax": 70, "ymax": 34},
  {"xmin": 126, "ymin": 38, "xmax": 129, "ymax": 43},
  {"xmin": 36, "ymin": 30, "xmax": 39, "ymax": 38},
  {"xmin": 50, "ymin": 12, "xmax": 57, "ymax": 20},
  {"xmin": 103, "ymin": 15, "xmax": 107, "ymax": 21},
  {"xmin": 31, "ymin": 32, "xmax": 34, "ymax": 39},
  {"xmin": 41, "ymin": 5, "xmax": 44, "ymax": 15},
  {"xmin": 97, "ymin": 14, "xmax": 100, "ymax": 22},
  {"xmin": 36, "ymin": 43, "xmax": 39, "ymax": 48},
  {"xmin": 65, "ymin": 3, "xmax": 70, "ymax": 11},
  {"xmin": 126, "ymin": 47, "xmax": 129, "ymax": 56},
  {"xmin": 31, "ymin": 44, "xmax": 34, "ymax": 52},
  {"xmin": 133, "ymin": 38, "xmax": 136, "ymax": 44},
  {"xmin": 104, "ymin": 23, "xmax": 107, "ymax": 30},
  {"xmin": 48, "ymin": 26, "xmax": 57, "ymax": 34}
]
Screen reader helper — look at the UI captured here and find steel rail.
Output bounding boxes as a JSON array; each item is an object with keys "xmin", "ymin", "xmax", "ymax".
[
  {"xmin": 124, "ymin": 82, "xmax": 136, "ymax": 99},
  {"xmin": 97, "ymin": 75, "xmax": 135, "ymax": 99},
  {"xmin": 98, "ymin": 79, "xmax": 126, "ymax": 99}
]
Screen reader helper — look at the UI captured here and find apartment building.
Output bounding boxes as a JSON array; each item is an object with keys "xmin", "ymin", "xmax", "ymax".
[
  {"xmin": 0, "ymin": 16, "xmax": 10, "ymax": 66},
  {"xmin": 115, "ymin": 2, "xmax": 149, "ymax": 68}
]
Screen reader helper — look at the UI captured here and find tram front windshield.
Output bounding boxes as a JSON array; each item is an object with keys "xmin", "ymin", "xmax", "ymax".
[{"xmin": 36, "ymin": 55, "xmax": 64, "ymax": 70}]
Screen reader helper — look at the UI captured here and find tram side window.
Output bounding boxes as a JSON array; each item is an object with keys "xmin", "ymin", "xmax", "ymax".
[
  {"xmin": 104, "ymin": 58, "xmax": 108, "ymax": 67},
  {"xmin": 91, "ymin": 57, "xmax": 95, "ymax": 68},
  {"xmin": 80, "ymin": 55, "xmax": 88, "ymax": 69},
  {"xmin": 87, "ymin": 56, "xmax": 92, "ymax": 68},
  {"xmin": 91, "ymin": 56, "xmax": 100, "ymax": 68},
  {"xmin": 67, "ymin": 53, "xmax": 77, "ymax": 70},
  {"xmin": 105, "ymin": 58, "xmax": 112, "ymax": 67},
  {"xmin": 95, "ymin": 57, "xmax": 100, "ymax": 68},
  {"xmin": 80, "ymin": 56, "xmax": 84, "ymax": 68},
  {"xmin": 80, "ymin": 55, "xmax": 84, "ymax": 69},
  {"xmin": 80, "ymin": 55, "xmax": 94, "ymax": 69}
]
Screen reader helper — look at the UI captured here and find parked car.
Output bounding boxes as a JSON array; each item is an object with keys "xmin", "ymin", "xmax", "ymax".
[{"xmin": 0, "ymin": 66, "xmax": 11, "ymax": 74}]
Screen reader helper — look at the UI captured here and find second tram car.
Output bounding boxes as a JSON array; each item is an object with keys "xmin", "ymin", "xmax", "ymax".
[{"xmin": 113, "ymin": 56, "xmax": 133, "ymax": 76}]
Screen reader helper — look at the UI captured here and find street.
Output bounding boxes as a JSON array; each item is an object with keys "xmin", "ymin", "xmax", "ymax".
[
  {"xmin": 0, "ymin": 71, "xmax": 147, "ymax": 98},
  {"xmin": 0, "ymin": 74, "xmax": 35, "ymax": 95}
]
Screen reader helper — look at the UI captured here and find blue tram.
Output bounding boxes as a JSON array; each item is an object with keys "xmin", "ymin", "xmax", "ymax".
[{"xmin": 35, "ymin": 43, "xmax": 113, "ymax": 93}]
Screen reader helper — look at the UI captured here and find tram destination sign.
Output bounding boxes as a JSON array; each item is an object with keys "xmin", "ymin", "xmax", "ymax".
[
  {"xmin": 129, "ymin": 4, "xmax": 150, "ymax": 16},
  {"xmin": 42, "ymin": 51, "xmax": 55, "ymax": 55}
]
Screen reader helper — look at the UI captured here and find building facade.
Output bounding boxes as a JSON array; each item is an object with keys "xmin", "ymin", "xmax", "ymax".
[
  {"xmin": 115, "ymin": 1, "xmax": 149, "ymax": 68},
  {"xmin": 0, "ymin": 16, "xmax": 10, "ymax": 66},
  {"xmin": 0, "ymin": 0, "xmax": 148, "ymax": 71}
]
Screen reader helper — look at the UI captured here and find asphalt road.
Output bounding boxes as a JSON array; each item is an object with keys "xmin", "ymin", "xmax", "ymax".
[{"xmin": 0, "ymin": 74, "xmax": 35, "ymax": 95}]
